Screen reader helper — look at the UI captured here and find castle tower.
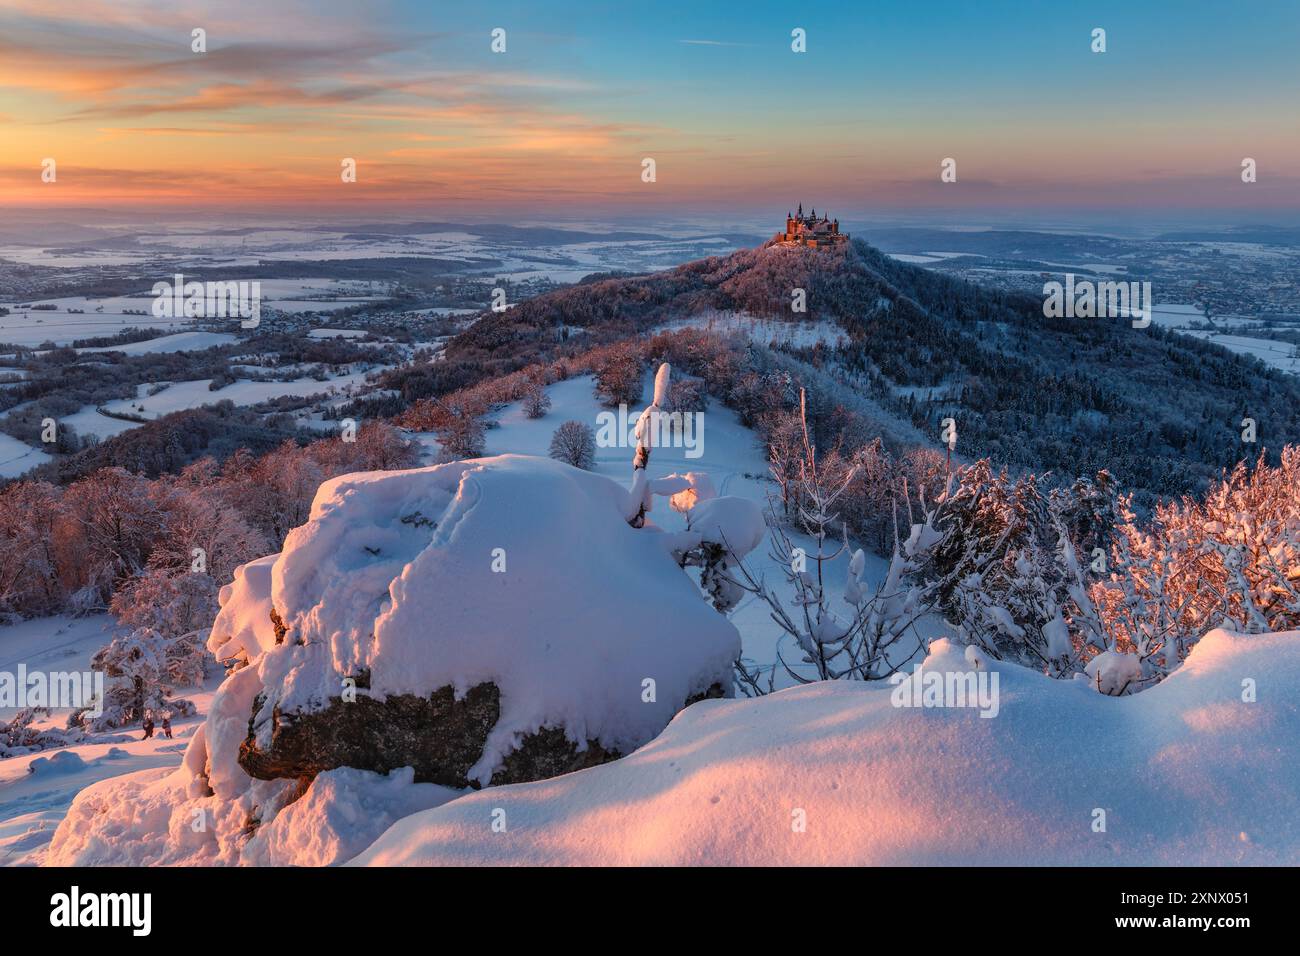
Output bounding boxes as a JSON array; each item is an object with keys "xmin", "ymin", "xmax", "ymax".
[{"xmin": 775, "ymin": 203, "xmax": 849, "ymax": 247}]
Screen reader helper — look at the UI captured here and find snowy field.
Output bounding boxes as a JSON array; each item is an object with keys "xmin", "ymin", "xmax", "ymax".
[
  {"xmin": 100, "ymin": 371, "xmax": 375, "ymax": 424},
  {"xmin": 1, "ymin": 223, "xmax": 744, "ymax": 289},
  {"xmin": 0, "ymin": 298, "xmax": 201, "ymax": 348},
  {"xmin": 0, "ymin": 279, "xmax": 388, "ymax": 348},
  {"xmin": 75, "ymin": 331, "xmax": 238, "ymax": 355},
  {"xmin": 1182, "ymin": 331, "xmax": 1300, "ymax": 375},
  {"xmin": 1143, "ymin": 304, "xmax": 1300, "ymax": 376},
  {"xmin": 0, "ymin": 432, "xmax": 52, "ymax": 478}
]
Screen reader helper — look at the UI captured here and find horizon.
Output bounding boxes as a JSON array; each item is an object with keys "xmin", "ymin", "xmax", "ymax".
[{"xmin": 1, "ymin": 0, "xmax": 1297, "ymax": 223}]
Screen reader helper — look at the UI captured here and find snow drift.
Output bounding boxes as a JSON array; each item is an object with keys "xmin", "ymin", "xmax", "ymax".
[
  {"xmin": 354, "ymin": 630, "xmax": 1300, "ymax": 866},
  {"xmin": 47, "ymin": 628, "xmax": 1299, "ymax": 866}
]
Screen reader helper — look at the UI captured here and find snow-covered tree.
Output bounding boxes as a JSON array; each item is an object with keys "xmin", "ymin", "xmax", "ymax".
[
  {"xmin": 625, "ymin": 363, "xmax": 673, "ymax": 527},
  {"xmin": 434, "ymin": 401, "xmax": 487, "ymax": 460},
  {"xmin": 1, "ymin": 708, "xmax": 83, "ymax": 757},
  {"xmin": 1089, "ymin": 448, "xmax": 1300, "ymax": 686},
  {"xmin": 0, "ymin": 480, "xmax": 65, "ymax": 619},
  {"xmin": 593, "ymin": 344, "xmax": 643, "ymax": 407},
  {"xmin": 110, "ymin": 568, "xmax": 220, "ymax": 639},
  {"xmin": 668, "ymin": 374, "xmax": 706, "ymax": 414},
  {"xmin": 63, "ymin": 468, "xmax": 165, "ymax": 600},
  {"xmin": 76, "ymin": 627, "xmax": 204, "ymax": 731}
]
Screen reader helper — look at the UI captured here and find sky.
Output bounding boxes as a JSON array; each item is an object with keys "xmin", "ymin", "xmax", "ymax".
[{"xmin": 0, "ymin": 0, "xmax": 1297, "ymax": 224}]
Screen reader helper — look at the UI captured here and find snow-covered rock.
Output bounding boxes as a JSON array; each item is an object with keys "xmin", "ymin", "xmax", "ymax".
[
  {"xmin": 353, "ymin": 629, "xmax": 1300, "ymax": 866},
  {"xmin": 233, "ymin": 454, "xmax": 741, "ymax": 787},
  {"xmin": 48, "ymin": 453, "xmax": 748, "ymax": 864},
  {"xmin": 26, "ymin": 750, "xmax": 87, "ymax": 777}
]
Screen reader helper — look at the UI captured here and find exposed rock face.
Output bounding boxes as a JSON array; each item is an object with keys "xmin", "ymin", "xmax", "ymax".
[
  {"xmin": 239, "ymin": 683, "xmax": 501, "ymax": 789},
  {"xmin": 237, "ymin": 676, "xmax": 728, "ymax": 789}
]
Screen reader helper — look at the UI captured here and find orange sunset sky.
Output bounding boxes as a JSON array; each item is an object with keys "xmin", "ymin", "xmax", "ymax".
[{"xmin": 1, "ymin": 0, "xmax": 1297, "ymax": 219}]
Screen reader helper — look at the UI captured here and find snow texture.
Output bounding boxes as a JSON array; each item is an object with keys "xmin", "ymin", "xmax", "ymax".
[
  {"xmin": 354, "ymin": 630, "xmax": 1300, "ymax": 866},
  {"xmin": 239, "ymin": 767, "xmax": 461, "ymax": 867}
]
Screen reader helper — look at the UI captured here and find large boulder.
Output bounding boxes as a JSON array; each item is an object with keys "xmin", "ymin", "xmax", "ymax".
[{"xmin": 208, "ymin": 455, "xmax": 751, "ymax": 791}]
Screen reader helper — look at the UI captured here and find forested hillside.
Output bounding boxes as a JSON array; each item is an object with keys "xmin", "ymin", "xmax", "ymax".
[{"xmin": 451, "ymin": 238, "xmax": 1300, "ymax": 499}]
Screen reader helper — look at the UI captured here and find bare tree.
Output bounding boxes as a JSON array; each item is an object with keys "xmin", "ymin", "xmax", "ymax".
[
  {"xmin": 729, "ymin": 390, "xmax": 945, "ymax": 693},
  {"xmin": 549, "ymin": 420, "xmax": 596, "ymax": 470},
  {"xmin": 523, "ymin": 383, "xmax": 551, "ymax": 420}
]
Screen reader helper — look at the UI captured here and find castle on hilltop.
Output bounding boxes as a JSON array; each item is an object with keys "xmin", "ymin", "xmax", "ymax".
[{"xmin": 775, "ymin": 204, "xmax": 848, "ymax": 247}]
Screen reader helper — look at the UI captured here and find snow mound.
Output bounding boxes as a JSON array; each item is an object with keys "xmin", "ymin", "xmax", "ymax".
[
  {"xmin": 207, "ymin": 553, "xmax": 279, "ymax": 666},
  {"xmin": 240, "ymin": 767, "xmax": 462, "ymax": 867},
  {"xmin": 247, "ymin": 453, "xmax": 742, "ymax": 782},
  {"xmin": 26, "ymin": 750, "xmax": 87, "ymax": 777},
  {"xmin": 354, "ymin": 629, "xmax": 1300, "ymax": 866},
  {"xmin": 686, "ymin": 494, "xmax": 766, "ymax": 557}
]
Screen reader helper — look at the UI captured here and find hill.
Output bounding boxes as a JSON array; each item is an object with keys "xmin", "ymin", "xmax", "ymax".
[{"xmin": 450, "ymin": 238, "xmax": 1300, "ymax": 499}]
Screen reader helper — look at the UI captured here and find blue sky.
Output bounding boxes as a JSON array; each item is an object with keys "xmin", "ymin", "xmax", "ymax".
[{"xmin": 2, "ymin": 0, "xmax": 1296, "ymax": 222}]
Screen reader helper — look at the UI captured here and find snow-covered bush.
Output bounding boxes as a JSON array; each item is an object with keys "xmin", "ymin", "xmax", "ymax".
[
  {"xmin": 730, "ymin": 390, "xmax": 942, "ymax": 691},
  {"xmin": 0, "ymin": 708, "xmax": 83, "ymax": 758},
  {"xmin": 548, "ymin": 420, "xmax": 596, "ymax": 470},
  {"xmin": 1090, "ymin": 448, "xmax": 1300, "ymax": 685},
  {"xmin": 110, "ymin": 569, "xmax": 220, "ymax": 640},
  {"xmin": 667, "ymin": 374, "xmax": 707, "ymax": 414},
  {"xmin": 593, "ymin": 343, "xmax": 642, "ymax": 406},
  {"xmin": 434, "ymin": 401, "xmax": 487, "ymax": 460}
]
